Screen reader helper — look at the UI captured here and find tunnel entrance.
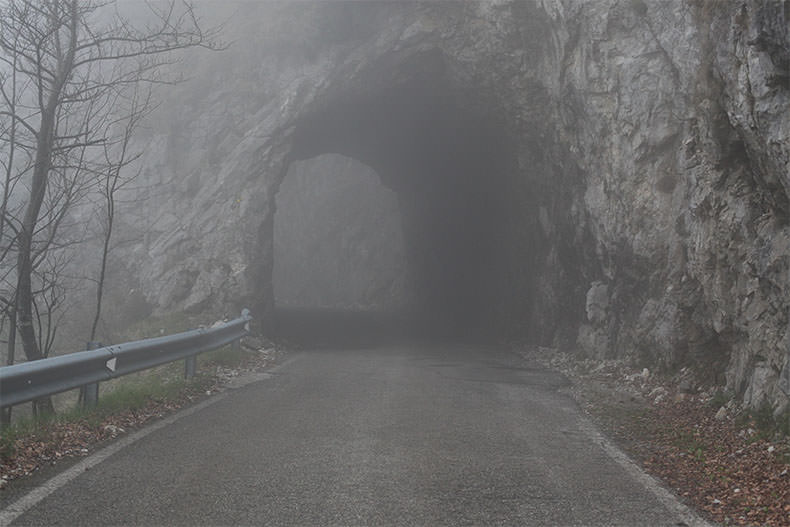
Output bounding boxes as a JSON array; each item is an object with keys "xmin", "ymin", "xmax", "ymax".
[
  {"xmin": 273, "ymin": 154, "xmax": 407, "ymax": 311},
  {"xmin": 270, "ymin": 48, "xmax": 539, "ymax": 345},
  {"xmin": 272, "ymin": 154, "xmax": 411, "ymax": 345}
]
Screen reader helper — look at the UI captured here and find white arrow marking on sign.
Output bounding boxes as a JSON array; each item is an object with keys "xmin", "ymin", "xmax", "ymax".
[{"xmin": 106, "ymin": 358, "xmax": 117, "ymax": 372}]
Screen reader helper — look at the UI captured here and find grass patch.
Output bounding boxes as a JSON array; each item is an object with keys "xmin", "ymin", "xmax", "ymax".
[
  {"xmin": 198, "ymin": 345, "xmax": 248, "ymax": 369},
  {"xmin": 91, "ymin": 372, "xmax": 203, "ymax": 418},
  {"xmin": 0, "ymin": 417, "xmax": 42, "ymax": 460}
]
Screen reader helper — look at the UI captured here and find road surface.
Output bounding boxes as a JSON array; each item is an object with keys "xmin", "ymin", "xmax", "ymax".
[{"xmin": 3, "ymin": 343, "xmax": 707, "ymax": 526}]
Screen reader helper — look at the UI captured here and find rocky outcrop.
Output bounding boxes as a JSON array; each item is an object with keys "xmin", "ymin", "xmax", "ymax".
[
  {"xmin": 121, "ymin": 1, "xmax": 789, "ymax": 410},
  {"xmin": 561, "ymin": 0, "xmax": 789, "ymax": 413}
]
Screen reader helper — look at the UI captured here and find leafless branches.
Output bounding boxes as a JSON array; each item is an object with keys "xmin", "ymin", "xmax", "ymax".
[{"xmin": 0, "ymin": 0, "xmax": 220, "ymax": 417}]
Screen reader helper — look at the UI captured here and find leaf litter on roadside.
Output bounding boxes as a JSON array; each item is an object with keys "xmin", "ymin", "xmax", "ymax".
[{"xmin": 517, "ymin": 345, "xmax": 790, "ymax": 527}]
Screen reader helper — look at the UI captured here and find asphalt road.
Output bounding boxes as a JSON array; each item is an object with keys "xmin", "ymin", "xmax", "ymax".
[{"xmin": 4, "ymin": 343, "xmax": 706, "ymax": 526}]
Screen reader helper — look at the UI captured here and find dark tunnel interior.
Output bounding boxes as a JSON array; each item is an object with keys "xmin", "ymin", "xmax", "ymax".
[{"xmin": 273, "ymin": 54, "xmax": 532, "ymax": 346}]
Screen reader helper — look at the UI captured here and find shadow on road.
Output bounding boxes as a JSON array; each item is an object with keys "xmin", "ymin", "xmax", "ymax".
[{"xmin": 271, "ymin": 307, "xmax": 491, "ymax": 349}]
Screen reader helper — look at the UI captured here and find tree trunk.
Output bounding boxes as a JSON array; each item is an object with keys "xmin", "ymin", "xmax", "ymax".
[
  {"xmin": 14, "ymin": 77, "xmax": 60, "ymax": 417},
  {"xmin": 13, "ymin": 1, "xmax": 79, "ymax": 418},
  {"xmin": 7, "ymin": 306, "xmax": 16, "ymax": 367},
  {"xmin": 16, "ymin": 224, "xmax": 55, "ymax": 416},
  {"xmin": 16, "ymin": 232, "xmax": 55, "ymax": 415},
  {"xmin": 90, "ymin": 214, "xmax": 112, "ymax": 342},
  {"xmin": 2, "ymin": 308, "xmax": 18, "ymax": 426}
]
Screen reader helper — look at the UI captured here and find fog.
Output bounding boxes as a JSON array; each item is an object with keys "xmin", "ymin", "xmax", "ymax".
[{"xmin": 2, "ymin": 1, "xmax": 789, "ymax": 524}]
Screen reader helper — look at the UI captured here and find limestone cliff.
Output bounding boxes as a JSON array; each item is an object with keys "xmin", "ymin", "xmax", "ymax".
[{"xmin": 122, "ymin": 1, "xmax": 789, "ymax": 411}]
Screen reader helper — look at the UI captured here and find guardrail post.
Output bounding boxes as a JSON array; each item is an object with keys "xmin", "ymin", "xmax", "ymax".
[
  {"xmin": 83, "ymin": 382, "xmax": 99, "ymax": 408},
  {"xmin": 234, "ymin": 309, "xmax": 248, "ymax": 354},
  {"xmin": 184, "ymin": 355, "xmax": 196, "ymax": 379},
  {"xmin": 81, "ymin": 341, "xmax": 103, "ymax": 409}
]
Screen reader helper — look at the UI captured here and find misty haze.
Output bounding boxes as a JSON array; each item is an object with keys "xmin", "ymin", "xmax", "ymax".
[{"xmin": 1, "ymin": 1, "xmax": 789, "ymax": 526}]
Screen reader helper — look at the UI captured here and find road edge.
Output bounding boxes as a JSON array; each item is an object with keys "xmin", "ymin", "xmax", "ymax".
[
  {"xmin": 0, "ymin": 355, "xmax": 300, "ymax": 526},
  {"xmin": 576, "ymin": 410, "xmax": 718, "ymax": 527}
]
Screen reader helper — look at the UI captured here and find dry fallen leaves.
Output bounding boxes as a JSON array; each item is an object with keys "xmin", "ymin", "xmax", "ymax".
[
  {"xmin": 518, "ymin": 346, "xmax": 790, "ymax": 527},
  {"xmin": 636, "ymin": 400, "xmax": 790, "ymax": 526}
]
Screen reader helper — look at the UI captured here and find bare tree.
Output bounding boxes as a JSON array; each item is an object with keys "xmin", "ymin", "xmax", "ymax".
[
  {"xmin": 89, "ymin": 85, "xmax": 150, "ymax": 343},
  {"xmin": 0, "ymin": 0, "xmax": 219, "ymax": 416},
  {"xmin": 0, "ymin": 15, "xmax": 34, "ymax": 378}
]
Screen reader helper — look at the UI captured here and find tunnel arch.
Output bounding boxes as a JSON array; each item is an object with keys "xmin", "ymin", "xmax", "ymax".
[{"xmin": 254, "ymin": 45, "xmax": 550, "ymax": 340}]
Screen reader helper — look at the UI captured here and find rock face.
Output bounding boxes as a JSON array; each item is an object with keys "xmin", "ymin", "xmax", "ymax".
[{"xmin": 123, "ymin": 1, "xmax": 789, "ymax": 409}]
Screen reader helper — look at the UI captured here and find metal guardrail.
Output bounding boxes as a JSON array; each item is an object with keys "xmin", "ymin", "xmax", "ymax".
[{"xmin": 0, "ymin": 309, "xmax": 252, "ymax": 409}]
